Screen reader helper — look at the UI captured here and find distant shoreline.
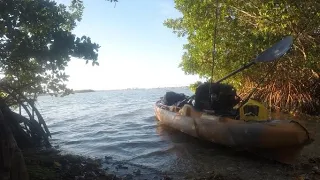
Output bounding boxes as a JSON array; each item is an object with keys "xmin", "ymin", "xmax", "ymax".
[
  {"xmin": 93, "ymin": 86, "xmax": 190, "ymax": 91},
  {"xmin": 38, "ymin": 87, "xmax": 190, "ymax": 97},
  {"xmin": 73, "ymin": 89, "xmax": 95, "ymax": 93}
]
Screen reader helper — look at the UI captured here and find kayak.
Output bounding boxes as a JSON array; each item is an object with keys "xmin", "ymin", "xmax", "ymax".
[
  {"xmin": 153, "ymin": 36, "xmax": 310, "ymax": 163},
  {"xmin": 154, "ymin": 100, "xmax": 313, "ymax": 164}
]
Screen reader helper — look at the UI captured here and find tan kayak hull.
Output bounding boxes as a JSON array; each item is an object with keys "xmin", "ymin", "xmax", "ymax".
[{"xmin": 154, "ymin": 103, "xmax": 313, "ymax": 164}]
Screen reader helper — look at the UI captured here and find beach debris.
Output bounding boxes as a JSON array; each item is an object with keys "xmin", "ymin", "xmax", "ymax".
[{"xmin": 133, "ymin": 169, "xmax": 141, "ymax": 176}]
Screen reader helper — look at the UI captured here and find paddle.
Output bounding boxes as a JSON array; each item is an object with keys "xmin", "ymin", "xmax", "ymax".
[{"xmin": 215, "ymin": 36, "xmax": 293, "ymax": 83}]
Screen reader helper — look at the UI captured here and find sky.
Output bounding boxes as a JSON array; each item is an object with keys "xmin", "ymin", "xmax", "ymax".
[{"xmin": 56, "ymin": 0, "xmax": 202, "ymax": 90}]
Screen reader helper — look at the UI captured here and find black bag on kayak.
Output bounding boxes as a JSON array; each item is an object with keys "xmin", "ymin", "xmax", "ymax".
[
  {"xmin": 162, "ymin": 91, "xmax": 187, "ymax": 106},
  {"xmin": 194, "ymin": 82, "xmax": 240, "ymax": 112}
]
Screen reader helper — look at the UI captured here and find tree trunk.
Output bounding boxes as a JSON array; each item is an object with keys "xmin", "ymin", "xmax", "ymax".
[{"xmin": 0, "ymin": 107, "xmax": 29, "ymax": 180}]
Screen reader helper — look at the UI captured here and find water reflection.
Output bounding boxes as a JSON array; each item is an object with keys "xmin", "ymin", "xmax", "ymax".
[
  {"xmin": 155, "ymin": 122, "xmax": 280, "ymax": 178},
  {"xmin": 35, "ymin": 89, "xmax": 319, "ymax": 180}
]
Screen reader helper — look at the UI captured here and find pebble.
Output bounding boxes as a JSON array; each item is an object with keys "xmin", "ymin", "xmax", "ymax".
[
  {"xmin": 133, "ymin": 169, "xmax": 141, "ymax": 176},
  {"xmin": 105, "ymin": 156, "xmax": 113, "ymax": 160},
  {"xmin": 74, "ymin": 175, "xmax": 85, "ymax": 180},
  {"xmin": 104, "ymin": 156, "xmax": 113, "ymax": 164},
  {"xmin": 313, "ymin": 166, "xmax": 320, "ymax": 174},
  {"xmin": 123, "ymin": 174, "xmax": 134, "ymax": 180},
  {"xmin": 115, "ymin": 164, "xmax": 129, "ymax": 170},
  {"xmin": 226, "ymin": 167, "xmax": 237, "ymax": 171},
  {"xmin": 84, "ymin": 171, "xmax": 97, "ymax": 178},
  {"xmin": 161, "ymin": 175, "xmax": 172, "ymax": 180}
]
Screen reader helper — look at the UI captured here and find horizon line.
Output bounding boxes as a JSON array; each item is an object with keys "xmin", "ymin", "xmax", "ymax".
[{"xmin": 73, "ymin": 85, "xmax": 191, "ymax": 91}]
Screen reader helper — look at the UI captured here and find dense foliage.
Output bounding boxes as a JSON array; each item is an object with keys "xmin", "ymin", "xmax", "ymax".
[
  {"xmin": 0, "ymin": 0, "xmax": 114, "ymax": 98},
  {"xmin": 165, "ymin": 0, "xmax": 320, "ymax": 114}
]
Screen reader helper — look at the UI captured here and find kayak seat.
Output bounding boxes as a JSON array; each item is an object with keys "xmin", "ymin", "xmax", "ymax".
[
  {"xmin": 179, "ymin": 104, "xmax": 202, "ymax": 118},
  {"xmin": 169, "ymin": 106, "xmax": 181, "ymax": 112}
]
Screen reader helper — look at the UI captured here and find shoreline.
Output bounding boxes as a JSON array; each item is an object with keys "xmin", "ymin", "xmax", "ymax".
[
  {"xmin": 22, "ymin": 146, "xmax": 320, "ymax": 180},
  {"xmin": 22, "ymin": 147, "xmax": 242, "ymax": 180},
  {"xmin": 22, "ymin": 148, "xmax": 119, "ymax": 180},
  {"xmin": 19, "ymin": 102, "xmax": 320, "ymax": 180}
]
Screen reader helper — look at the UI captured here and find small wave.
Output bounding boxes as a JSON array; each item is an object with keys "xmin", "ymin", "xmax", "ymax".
[
  {"xmin": 117, "ymin": 139, "xmax": 163, "ymax": 149},
  {"xmin": 129, "ymin": 146, "xmax": 176, "ymax": 161},
  {"xmin": 61, "ymin": 132, "xmax": 118, "ymax": 145},
  {"xmin": 67, "ymin": 129, "xmax": 118, "ymax": 139},
  {"xmin": 87, "ymin": 122, "xmax": 106, "ymax": 128},
  {"xmin": 47, "ymin": 122, "xmax": 64, "ymax": 129},
  {"xmin": 137, "ymin": 123, "xmax": 157, "ymax": 130},
  {"xmin": 87, "ymin": 121, "xmax": 116, "ymax": 128},
  {"xmin": 100, "ymin": 133, "xmax": 159, "ymax": 144},
  {"xmin": 61, "ymin": 116, "xmax": 89, "ymax": 123},
  {"xmin": 37, "ymin": 87, "xmax": 210, "ymax": 177},
  {"xmin": 50, "ymin": 130, "xmax": 64, "ymax": 135},
  {"xmin": 110, "ymin": 107, "xmax": 153, "ymax": 119},
  {"xmin": 63, "ymin": 139, "xmax": 93, "ymax": 145},
  {"xmin": 94, "ymin": 129, "xmax": 118, "ymax": 135},
  {"xmin": 142, "ymin": 116, "xmax": 157, "ymax": 123}
]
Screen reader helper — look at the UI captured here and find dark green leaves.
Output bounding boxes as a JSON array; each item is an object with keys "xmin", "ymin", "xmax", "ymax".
[
  {"xmin": 165, "ymin": 0, "xmax": 320, "ymax": 85},
  {"xmin": 166, "ymin": 0, "xmax": 320, "ymax": 113},
  {"xmin": 0, "ymin": 0, "xmax": 101, "ymax": 97}
]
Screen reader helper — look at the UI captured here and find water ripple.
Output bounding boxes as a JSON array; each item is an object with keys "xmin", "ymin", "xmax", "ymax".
[
  {"xmin": 35, "ymin": 89, "xmax": 318, "ymax": 180},
  {"xmin": 36, "ymin": 88, "xmax": 221, "ymax": 176}
]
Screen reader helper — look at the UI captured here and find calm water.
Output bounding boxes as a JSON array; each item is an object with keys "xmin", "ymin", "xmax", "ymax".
[{"xmin": 34, "ymin": 87, "xmax": 320, "ymax": 180}]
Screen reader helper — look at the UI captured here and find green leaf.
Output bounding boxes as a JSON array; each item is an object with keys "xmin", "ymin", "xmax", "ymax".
[{"xmin": 0, "ymin": 0, "xmax": 102, "ymax": 97}]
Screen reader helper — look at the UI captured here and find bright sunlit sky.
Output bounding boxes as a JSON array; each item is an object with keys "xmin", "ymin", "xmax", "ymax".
[{"xmin": 56, "ymin": 0, "xmax": 202, "ymax": 90}]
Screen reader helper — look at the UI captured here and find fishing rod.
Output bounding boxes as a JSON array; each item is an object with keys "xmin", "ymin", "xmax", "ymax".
[{"xmin": 209, "ymin": 0, "xmax": 220, "ymax": 103}]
